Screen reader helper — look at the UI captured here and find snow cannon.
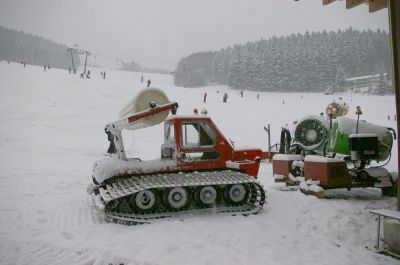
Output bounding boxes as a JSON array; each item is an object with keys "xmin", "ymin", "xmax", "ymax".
[
  {"xmin": 291, "ymin": 115, "xmax": 394, "ymax": 162},
  {"xmin": 328, "ymin": 117, "xmax": 395, "ymax": 162},
  {"xmin": 274, "ymin": 109, "xmax": 397, "ymax": 197},
  {"xmin": 292, "ymin": 115, "xmax": 330, "ymax": 153}
]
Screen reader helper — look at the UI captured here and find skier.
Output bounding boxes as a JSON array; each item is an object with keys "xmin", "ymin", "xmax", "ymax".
[
  {"xmin": 240, "ymin": 91, "xmax": 243, "ymax": 97},
  {"xmin": 86, "ymin": 70, "xmax": 91, "ymax": 78},
  {"xmin": 80, "ymin": 73, "xmax": 84, "ymax": 78},
  {"xmin": 105, "ymin": 128, "xmax": 116, "ymax": 154},
  {"xmin": 147, "ymin": 79, "xmax": 151, "ymax": 87},
  {"xmin": 203, "ymin": 92, "xmax": 207, "ymax": 103},
  {"xmin": 103, "ymin": 71, "xmax": 106, "ymax": 79},
  {"xmin": 223, "ymin": 92, "xmax": 228, "ymax": 103}
]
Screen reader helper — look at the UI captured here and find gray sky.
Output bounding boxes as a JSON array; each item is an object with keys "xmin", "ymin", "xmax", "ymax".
[{"xmin": 0, "ymin": 0, "xmax": 389, "ymax": 70}]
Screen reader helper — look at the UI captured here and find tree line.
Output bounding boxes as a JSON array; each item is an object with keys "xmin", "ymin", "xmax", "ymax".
[
  {"xmin": 173, "ymin": 28, "xmax": 391, "ymax": 93},
  {"xmin": 119, "ymin": 59, "xmax": 170, "ymax": 75},
  {"xmin": 0, "ymin": 26, "xmax": 80, "ymax": 69}
]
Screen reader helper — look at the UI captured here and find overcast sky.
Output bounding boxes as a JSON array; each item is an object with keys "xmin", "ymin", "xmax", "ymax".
[{"xmin": 0, "ymin": 0, "xmax": 389, "ymax": 70}]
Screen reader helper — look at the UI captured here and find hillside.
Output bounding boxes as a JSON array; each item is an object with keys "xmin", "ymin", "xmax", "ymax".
[
  {"xmin": 0, "ymin": 26, "xmax": 80, "ymax": 69},
  {"xmin": 0, "ymin": 61, "xmax": 398, "ymax": 265}
]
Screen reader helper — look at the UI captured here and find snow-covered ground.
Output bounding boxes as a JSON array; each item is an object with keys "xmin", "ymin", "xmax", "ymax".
[{"xmin": 0, "ymin": 61, "xmax": 398, "ymax": 265}]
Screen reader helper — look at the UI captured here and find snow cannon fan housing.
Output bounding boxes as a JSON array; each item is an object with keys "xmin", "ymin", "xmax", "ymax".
[{"xmin": 293, "ymin": 116, "xmax": 329, "ymax": 152}]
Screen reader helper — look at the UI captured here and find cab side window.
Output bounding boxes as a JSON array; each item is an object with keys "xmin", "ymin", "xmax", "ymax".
[
  {"xmin": 180, "ymin": 121, "xmax": 219, "ymax": 161},
  {"xmin": 181, "ymin": 122, "xmax": 216, "ymax": 148}
]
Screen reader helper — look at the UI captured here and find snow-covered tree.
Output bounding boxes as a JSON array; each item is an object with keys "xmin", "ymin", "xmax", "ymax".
[
  {"xmin": 173, "ymin": 28, "xmax": 392, "ymax": 92},
  {"xmin": 0, "ymin": 26, "xmax": 80, "ymax": 69}
]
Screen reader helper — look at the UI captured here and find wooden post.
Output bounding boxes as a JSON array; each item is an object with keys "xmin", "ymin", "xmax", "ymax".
[{"xmin": 388, "ymin": 0, "xmax": 400, "ymax": 211}]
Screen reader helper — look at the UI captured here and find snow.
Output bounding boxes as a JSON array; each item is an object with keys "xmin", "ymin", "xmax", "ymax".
[
  {"xmin": 273, "ymin": 154, "xmax": 302, "ymax": 161},
  {"xmin": 304, "ymin": 155, "xmax": 344, "ymax": 163},
  {"xmin": 337, "ymin": 117, "xmax": 390, "ymax": 137},
  {"xmin": 292, "ymin": 160, "xmax": 304, "ymax": 169},
  {"xmin": 167, "ymin": 114, "xmax": 207, "ymax": 119},
  {"xmin": 300, "ymin": 180, "xmax": 324, "ymax": 193},
  {"xmin": 346, "ymin": 74, "xmax": 383, "ymax": 82},
  {"xmin": 361, "ymin": 167, "xmax": 390, "ymax": 178},
  {"xmin": 296, "ymin": 114, "xmax": 330, "ymax": 129},
  {"xmin": 289, "ymin": 175, "xmax": 304, "ymax": 183},
  {"xmin": 0, "ymin": 61, "xmax": 398, "ymax": 265},
  {"xmin": 349, "ymin": 133, "xmax": 378, "ymax": 138},
  {"xmin": 235, "ymin": 146, "xmax": 261, "ymax": 151},
  {"xmin": 369, "ymin": 209, "xmax": 400, "ymax": 220},
  {"xmin": 226, "ymin": 160, "xmax": 240, "ymax": 169},
  {"xmin": 274, "ymin": 174, "xmax": 285, "ymax": 180},
  {"xmin": 92, "ymin": 157, "xmax": 178, "ymax": 183}
]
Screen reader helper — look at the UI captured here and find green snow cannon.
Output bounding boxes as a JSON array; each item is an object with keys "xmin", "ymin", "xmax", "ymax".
[
  {"xmin": 292, "ymin": 116, "xmax": 394, "ymax": 161},
  {"xmin": 328, "ymin": 117, "xmax": 394, "ymax": 161}
]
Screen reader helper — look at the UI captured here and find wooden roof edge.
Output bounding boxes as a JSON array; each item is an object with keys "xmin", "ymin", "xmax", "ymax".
[{"xmin": 322, "ymin": 0, "xmax": 388, "ymax": 13}]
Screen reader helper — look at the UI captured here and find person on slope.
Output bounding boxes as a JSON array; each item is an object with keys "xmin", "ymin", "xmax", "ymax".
[
  {"xmin": 223, "ymin": 93, "xmax": 228, "ymax": 103},
  {"xmin": 105, "ymin": 128, "xmax": 116, "ymax": 154}
]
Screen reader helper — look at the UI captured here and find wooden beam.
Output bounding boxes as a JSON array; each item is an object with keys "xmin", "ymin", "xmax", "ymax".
[
  {"xmin": 369, "ymin": 0, "xmax": 388, "ymax": 13},
  {"xmin": 346, "ymin": 0, "xmax": 367, "ymax": 9},
  {"xmin": 388, "ymin": 0, "xmax": 400, "ymax": 211},
  {"xmin": 323, "ymin": 0, "xmax": 336, "ymax": 5}
]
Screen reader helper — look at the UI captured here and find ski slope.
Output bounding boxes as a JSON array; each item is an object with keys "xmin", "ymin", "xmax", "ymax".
[{"xmin": 0, "ymin": 61, "xmax": 398, "ymax": 265}]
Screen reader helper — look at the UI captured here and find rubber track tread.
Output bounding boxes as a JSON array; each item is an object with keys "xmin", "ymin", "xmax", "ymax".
[{"xmin": 95, "ymin": 170, "xmax": 266, "ymax": 224}]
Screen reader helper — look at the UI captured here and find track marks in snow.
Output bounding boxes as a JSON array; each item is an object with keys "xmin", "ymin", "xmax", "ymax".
[
  {"xmin": 0, "ymin": 205, "xmax": 106, "ymax": 231},
  {"xmin": 0, "ymin": 240, "xmax": 128, "ymax": 265},
  {"xmin": 46, "ymin": 206, "xmax": 106, "ymax": 229}
]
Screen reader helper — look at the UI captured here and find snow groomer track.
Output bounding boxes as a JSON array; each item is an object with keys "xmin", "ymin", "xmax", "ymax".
[{"xmin": 95, "ymin": 170, "xmax": 266, "ymax": 224}]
